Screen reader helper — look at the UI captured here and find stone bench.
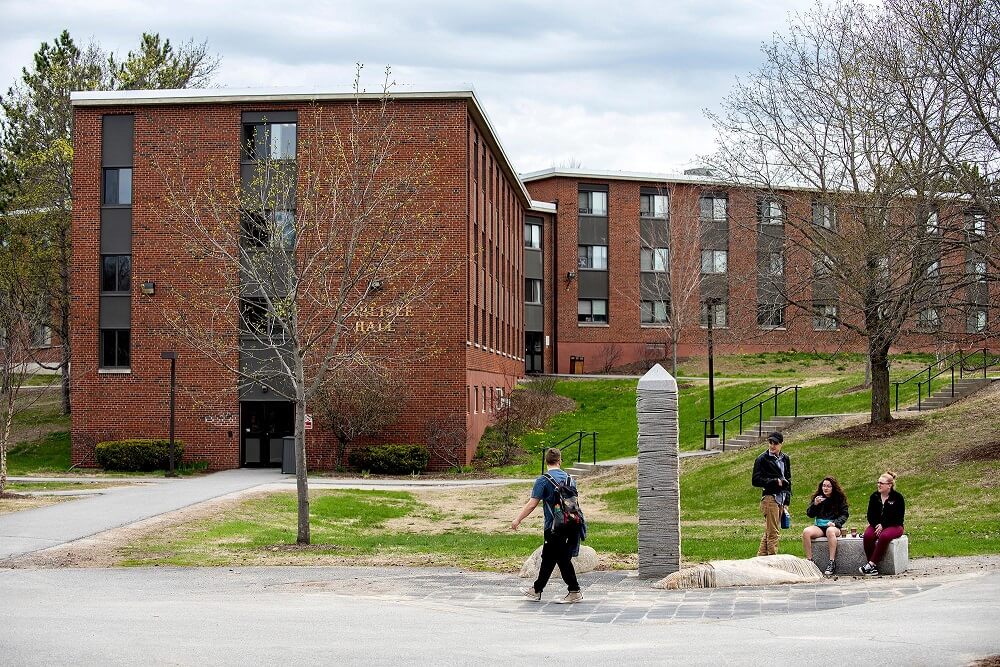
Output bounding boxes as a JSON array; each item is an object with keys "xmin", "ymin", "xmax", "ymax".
[{"xmin": 808, "ymin": 534, "xmax": 909, "ymax": 575}]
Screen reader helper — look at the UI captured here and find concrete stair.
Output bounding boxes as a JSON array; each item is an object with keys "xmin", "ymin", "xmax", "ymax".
[
  {"xmin": 905, "ymin": 377, "xmax": 995, "ymax": 411},
  {"xmin": 564, "ymin": 462, "xmax": 600, "ymax": 477},
  {"xmin": 706, "ymin": 415, "xmax": 802, "ymax": 451}
]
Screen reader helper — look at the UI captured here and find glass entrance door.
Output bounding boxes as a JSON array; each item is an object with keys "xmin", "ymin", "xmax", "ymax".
[
  {"xmin": 240, "ymin": 401, "xmax": 294, "ymax": 467},
  {"xmin": 525, "ymin": 332, "xmax": 543, "ymax": 373}
]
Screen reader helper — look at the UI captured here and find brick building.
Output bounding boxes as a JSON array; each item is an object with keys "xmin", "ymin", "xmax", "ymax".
[
  {"xmin": 70, "ymin": 88, "xmax": 526, "ymax": 470},
  {"xmin": 69, "ymin": 91, "xmax": 996, "ymax": 469}
]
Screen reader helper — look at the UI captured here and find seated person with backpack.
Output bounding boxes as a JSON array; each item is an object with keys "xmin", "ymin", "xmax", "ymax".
[{"xmin": 511, "ymin": 448, "xmax": 585, "ymax": 604}]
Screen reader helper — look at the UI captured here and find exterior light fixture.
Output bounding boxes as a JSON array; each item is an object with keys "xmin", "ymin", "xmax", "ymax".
[
  {"xmin": 141, "ymin": 281, "xmax": 155, "ymax": 295},
  {"xmin": 369, "ymin": 280, "xmax": 383, "ymax": 291},
  {"xmin": 567, "ymin": 271, "xmax": 577, "ymax": 280}
]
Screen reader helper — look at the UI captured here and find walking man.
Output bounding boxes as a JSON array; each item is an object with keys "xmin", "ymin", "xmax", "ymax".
[
  {"xmin": 752, "ymin": 432, "xmax": 791, "ymax": 556},
  {"xmin": 511, "ymin": 448, "xmax": 583, "ymax": 603}
]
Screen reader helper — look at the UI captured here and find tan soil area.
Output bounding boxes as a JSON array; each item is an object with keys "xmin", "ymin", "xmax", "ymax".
[{"xmin": 0, "ymin": 494, "xmax": 70, "ymax": 515}]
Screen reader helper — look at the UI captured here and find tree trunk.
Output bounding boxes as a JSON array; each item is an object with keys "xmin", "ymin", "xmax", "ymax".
[
  {"xmin": 671, "ymin": 334, "xmax": 678, "ymax": 378},
  {"xmin": 869, "ymin": 342, "xmax": 893, "ymax": 424},
  {"xmin": 294, "ymin": 392, "xmax": 310, "ymax": 545}
]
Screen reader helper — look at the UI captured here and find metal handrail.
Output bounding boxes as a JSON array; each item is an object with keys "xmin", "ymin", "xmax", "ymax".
[
  {"xmin": 540, "ymin": 430, "xmax": 598, "ymax": 473},
  {"xmin": 894, "ymin": 348, "xmax": 997, "ymax": 411},
  {"xmin": 892, "ymin": 349, "xmax": 965, "ymax": 411},
  {"xmin": 703, "ymin": 385, "xmax": 800, "ymax": 449},
  {"xmin": 712, "ymin": 385, "xmax": 780, "ymax": 422}
]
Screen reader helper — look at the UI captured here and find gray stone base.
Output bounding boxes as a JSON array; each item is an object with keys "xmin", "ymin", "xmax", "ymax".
[{"xmin": 808, "ymin": 534, "xmax": 909, "ymax": 575}]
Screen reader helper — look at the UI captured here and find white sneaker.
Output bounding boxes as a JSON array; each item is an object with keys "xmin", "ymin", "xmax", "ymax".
[
  {"xmin": 521, "ymin": 587, "xmax": 541, "ymax": 601},
  {"xmin": 556, "ymin": 591, "xmax": 583, "ymax": 604}
]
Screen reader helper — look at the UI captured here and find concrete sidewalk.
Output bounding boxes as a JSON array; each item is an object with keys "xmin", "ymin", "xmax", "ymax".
[{"xmin": 0, "ymin": 468, "xmax": 281, "ymax": 560}]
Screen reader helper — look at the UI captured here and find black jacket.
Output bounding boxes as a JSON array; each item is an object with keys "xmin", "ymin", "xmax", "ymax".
[
  {"xmin": 805, "ymin": 495, "xmax": 849, "ymax": 528},
  {"xmin": 866, "ymin": 489, "xmax": 905, "ymax": 527},
  {"xmin": 752, "ymin": 450, "xmax": 792, "ymax": 500}
]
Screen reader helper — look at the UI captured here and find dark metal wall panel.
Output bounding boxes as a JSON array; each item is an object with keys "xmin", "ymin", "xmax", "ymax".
[
  {"xmin": 241, "ymin": 111, "xmax": 298, "ymax": 124},
  {"xmin": 700, "ymin": 221, "xmax": 728, "ymax": 249},
  {"xmin": 640, "ymin": 220, "xmax": 670, "ymax": 246},
  {"xmin": 525, "ymin": 249, "xmax": 543, "ymax": 278},
  {"xmin": 239, "ymin": 345, "xmax": 296, "ymax": 400},
  {"xmin": 578, "ymin": 217, "xmax": 608, "ymax": 245},
  {"xmin": 101, "ymin": 115, "xmax": 134, "ymax": 167},
  {"xmin": 812, "ymin": 278, "xmax": 838, "ymax": 302},
  {"xmin": 700, "ymin": 274, "xmax": 728, "ymax": 301},
  {"xmin": 640, "ymin": 273, "xmax": 670, "ymax": 300},
  {"xmin": 578, "ymin": 270, "xmax": 608, "ymax": 298},
  {"xmin": 239, "ymin": 250, "xmax": 295, "ymax": 297},
  {"xmin": 99, "ymin": 296, "xmax": 131, "ymax": 328},
  {"xmin": 525, "ymin": 304, "xmax": 544, "ymax": 331},
  {"xmin": 100, "ymin": 208, "xmax": 132, "ymax": 254}
]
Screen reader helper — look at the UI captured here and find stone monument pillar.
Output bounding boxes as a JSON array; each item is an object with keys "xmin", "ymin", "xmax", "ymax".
[{"xmin": 637, "ymin": 364, "xmax": 681, "ymax": 578}]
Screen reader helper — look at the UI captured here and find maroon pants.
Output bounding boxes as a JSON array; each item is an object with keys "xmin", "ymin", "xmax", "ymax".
[{"xmin": 863, "ymin": 525, "xmax": 904, "ymax": 564}]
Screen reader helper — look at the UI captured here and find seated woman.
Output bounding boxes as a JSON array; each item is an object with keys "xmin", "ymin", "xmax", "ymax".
[
  {"xmin": 802, "ymin": 476, "xmax": 849, "ymax": 576},
  {"xmin": 859, "ymin": 471, "xmax": 905, "ymax": 576}
]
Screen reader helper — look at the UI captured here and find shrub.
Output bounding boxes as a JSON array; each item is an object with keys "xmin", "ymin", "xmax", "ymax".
[
  {"xmin": 348, "ymin": 444, "xmax": 429, "ymax": 475},
  {"xmin": 95, "ymin": 439, "xmax": 185, "ymax": 472}
]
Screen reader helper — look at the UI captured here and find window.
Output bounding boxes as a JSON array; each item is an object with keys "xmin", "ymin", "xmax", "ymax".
[
  {"xmin": 101, "ymin": 255, "xmax": 132, "ymax": 293},
  {"xmin": 640, "ymin": 193, "xmax": 668, "ymax": 218},
  {"xmin": 926, "ymin": 260, "xmax": 939, "ymax": 278},
  {"xmin": 925, "ymin": 210, "xmax": 939, "ymax": 235},
  {"xmin": 918, "ymin": 308, "xmax": 940, "ymax": 330},
  {"xmin": 764, "ymin": 252, "xmax": 784, "ymax": 276},
  {"xmin": 757, "ymin": 302, "xmax": 785, "ymax": 328},
  {"xmin": 700, "ymin": 195, "xmax": 727, "ymax": 221},
  {"xmin": 524, "ymin": 222, "xmax": 541, "ymax": 249},
  {"xmin": 243, "ymin": 122, "xmax": 296, "ymax": 160},
  {"xmin": 578, "ymin": 191, "xmax": 607, "ymax": 216},
  {"xmin": 701, "ymin": 249, "xmax": 728, "ymax": 274},
  {"xmin": 968, "ymin": 309, "xmax": 988, "ymax": 333},
  {"xmin": 966, "ymin": 211, "xmax": 987, "ymax": 236},
  {"xmin": 814, "ymin": 254, "xmax": 834, "ymax": 277},
  {"xmin": 813, "ymin": 304, "xmax": 838, "ymax": 330},
  {"xmin": 641, "ymin": 300, "xmax": 670, "ymax": 324},
  {"xmin": 578, "ymin": 299, "xmax": 608, "ymax": 323},
  {"xmin": 641, "ymin": 247, "xmax": 669, "ymax": 272},
  {"xmin": 242, "ymin": 210, "xmax": 296, "ymax": 249},
  {"xmin": 971, "ymin": 259, "xmax": 987, "ymax": 282},
  {"xmin": 759, "ymin": 198, "xmax": 784, "ymax": 225},
  {"xmin": 103, "ymin": 168, "xmax": 132, "ymax": 205},
  {"xmin": 578, "ymin": 245, "xmax": 608, "ymax": 269},
  {"xmin": 812, "ymin": 202, "xmax": 836, "ymax": 229},
  {"xmin": 700, "ymin": 301, "xmax": 727, "ymax": 328},
  {"xmin": 525, "ymin": 278, "xmax": 542, "ymax": 305},
  {"xmin": 31, "ymin": 323, "xmax": 52, "ymax": 348},
  {"xmin": 100, "ymin": 329, "xmax": 130, "ymax": 368},
  {"xmin": 240, "ymin": 297, "xmax": 284, "ymax": 337}
]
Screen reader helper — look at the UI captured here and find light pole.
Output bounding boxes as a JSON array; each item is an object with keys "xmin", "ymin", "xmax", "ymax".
[
  {"xmin": 705, "ymin": 298, "xmax": 719, "ymax": 443},
  {"xmin": 161, "ymin": 351, "xmax": 178, "ymax": 477}
]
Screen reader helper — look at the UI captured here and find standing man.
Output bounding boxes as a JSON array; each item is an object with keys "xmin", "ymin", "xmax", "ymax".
[
  {"xmin": 511, "ymin": 448, "xmax": 583, "ymax": 604},
  {"xmin": 752, "ymin": 432, "xmax": 791, "ymax": 556}
]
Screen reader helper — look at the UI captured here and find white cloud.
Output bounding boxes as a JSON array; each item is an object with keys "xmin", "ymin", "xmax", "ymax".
[{"xmin": 0, "ymin": 0, "xmax": 816, "ymax": 172}]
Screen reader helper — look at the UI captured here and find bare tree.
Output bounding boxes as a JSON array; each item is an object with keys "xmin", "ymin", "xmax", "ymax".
[
  {"xmin": 153, "ymin": 69, "xmax": 449, "ymax": 543},
  {"xmin": 314, "ymin": 364, "xmax": 408, "ymax": 470},
  {"xmin": 706, "ymin": 1, "xmax": 990, "ymax": 424},
  {"xmin": 598, "ymin": 342, "xmax": 623, "ymax": 373}
]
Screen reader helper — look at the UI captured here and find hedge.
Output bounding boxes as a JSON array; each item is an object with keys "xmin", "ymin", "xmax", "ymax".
[
  {"xmin": 95, "ymin": 439, "xmax": 185, "ymax": 472},
  {"xmin": 348, "ymin": 443, "xmax": 429, "ymax": 474}
]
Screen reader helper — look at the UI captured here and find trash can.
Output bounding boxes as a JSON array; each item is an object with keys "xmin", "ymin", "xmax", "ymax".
[{"xmin": 281, "ymin": 436, "xmax": 296, "ymax": 474}]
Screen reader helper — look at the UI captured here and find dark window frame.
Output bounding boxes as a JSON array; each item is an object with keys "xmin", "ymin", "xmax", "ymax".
[
  {"xmin": 101, "ymin": 254, "xmax": 132, "ymax": 293},
  {"xmin": 100, "ymin": 328, "xmax": 131, "ymax": 369}
]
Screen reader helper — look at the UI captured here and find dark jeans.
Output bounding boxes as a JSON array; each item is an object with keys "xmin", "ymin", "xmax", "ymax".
[{"xmin": 532, "ymin": 529, "xmax": 580, "ymax": 594}]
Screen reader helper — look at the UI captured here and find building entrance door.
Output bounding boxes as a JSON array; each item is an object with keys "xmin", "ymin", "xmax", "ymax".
[
  {"xmin": 525, "ymin": 332, "xmax": 543, "ymax": 373},
  {"xmin": 241, "ymin": 401, "xmax": 294, "ymax": 467}
]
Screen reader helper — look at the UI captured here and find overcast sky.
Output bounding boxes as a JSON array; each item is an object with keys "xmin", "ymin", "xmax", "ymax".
[{"xmin": 1, "ymin": 0, "xmax": 817, "ymax": 174}]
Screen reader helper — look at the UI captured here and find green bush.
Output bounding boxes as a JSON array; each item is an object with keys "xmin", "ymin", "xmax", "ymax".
[
  {"xmin": 95, "ymin": 439, "xmax": 185, "ymax": 472},
  {"xmin": 348, "ymin": 444, "xmax": 429, "ymax": 474}
]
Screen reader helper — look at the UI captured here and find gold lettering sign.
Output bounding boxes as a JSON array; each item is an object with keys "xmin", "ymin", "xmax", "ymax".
[{"xmin": 353, "ymin": 304, "xmax": 414, "ymax": 333}]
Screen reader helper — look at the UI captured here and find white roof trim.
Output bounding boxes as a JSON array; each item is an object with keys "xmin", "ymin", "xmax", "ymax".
[
  {"xmin": 70, "ymin": 86, "xmax": 532, "ymax": 206},
  {"xmin": 528, "ymin": 200, "xmax": 556, "ymax": 213},
  {"xmin": 520, "ymin": 167, "xmax": 726, "ymax": 187}
]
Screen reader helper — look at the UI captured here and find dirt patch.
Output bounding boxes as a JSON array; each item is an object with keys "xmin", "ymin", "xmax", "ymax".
[
  {"xmin": 0, "ymin": 494, "xmax": 71, "ymax": 515},
  {"xmin": 952, "ymin": 441, "xmax": 1000, "ymax": 464},
  {"xmin": 971, "ymin": 656, "xmax": 1000, "ymax": 667},
  {"xmin": 827, "ymin": 418, "xmax": 924, "ymax": 443}
]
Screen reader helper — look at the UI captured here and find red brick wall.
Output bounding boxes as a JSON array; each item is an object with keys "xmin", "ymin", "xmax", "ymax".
[{"xmin": 72, "ymin": 98, "xmax": 526, "ymax": 470}]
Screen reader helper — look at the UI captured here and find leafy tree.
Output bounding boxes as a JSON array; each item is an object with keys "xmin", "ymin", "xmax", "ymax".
[{"xmin": 0, "ymin": 31, "xmax": 219, "ymax": 414}]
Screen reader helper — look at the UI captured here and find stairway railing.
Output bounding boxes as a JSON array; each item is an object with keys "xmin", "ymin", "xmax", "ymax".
[
  {"xmin": 894, "ymin": 348, "xmax": 998, "ymax": 411},
  {"xmin": 539, "ymin": 430, "xmax": 597, "ymax": 473},
  {"xmin": 702, "ymin": 385, "xmax": 800, "ymax": 449}
]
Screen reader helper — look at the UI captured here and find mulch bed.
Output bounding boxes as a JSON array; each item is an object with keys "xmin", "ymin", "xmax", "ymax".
[
  {"xmin": 827, "ymin": 418, "xmax": 924, "ymax": 442},
  {"xmin": 951, "ymin": 440, "xmax": 1000, "ymax": 464}
]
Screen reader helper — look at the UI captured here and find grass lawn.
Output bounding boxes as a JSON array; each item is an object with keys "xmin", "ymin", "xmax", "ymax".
[
  {"xmin": 117, "ymin": 383, "xmax": 1000, "ymax": 569},
  {"xmin": 6, "ymin": 431, "xmax": 72, "ymax": 475}
]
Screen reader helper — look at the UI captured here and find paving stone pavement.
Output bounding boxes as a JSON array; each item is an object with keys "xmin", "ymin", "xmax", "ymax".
[{"xmin": 293, "ymin": 567, "xmax": 943, "ymax": 625}]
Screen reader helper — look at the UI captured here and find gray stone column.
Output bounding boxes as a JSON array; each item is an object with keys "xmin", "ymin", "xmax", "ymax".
[{"xmin": 637, "ymin": 364, "xmax": 681, "ymax": 578}]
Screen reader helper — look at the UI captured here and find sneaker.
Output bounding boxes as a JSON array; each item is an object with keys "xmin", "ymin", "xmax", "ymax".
[
  {"xmin": 858, "ymin": 562, "xmax": 879, "ymax": 576},
  {"xmin": 521, "ymin": 587, "xmax": 541, "ymax": 601},
  {"xmin": 556, "ymin": 591, "xmax": 583, "ymax": 604},
  {"xmin": 824, "ymin": 560, "xmax": 836, "ymax": 576}
]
